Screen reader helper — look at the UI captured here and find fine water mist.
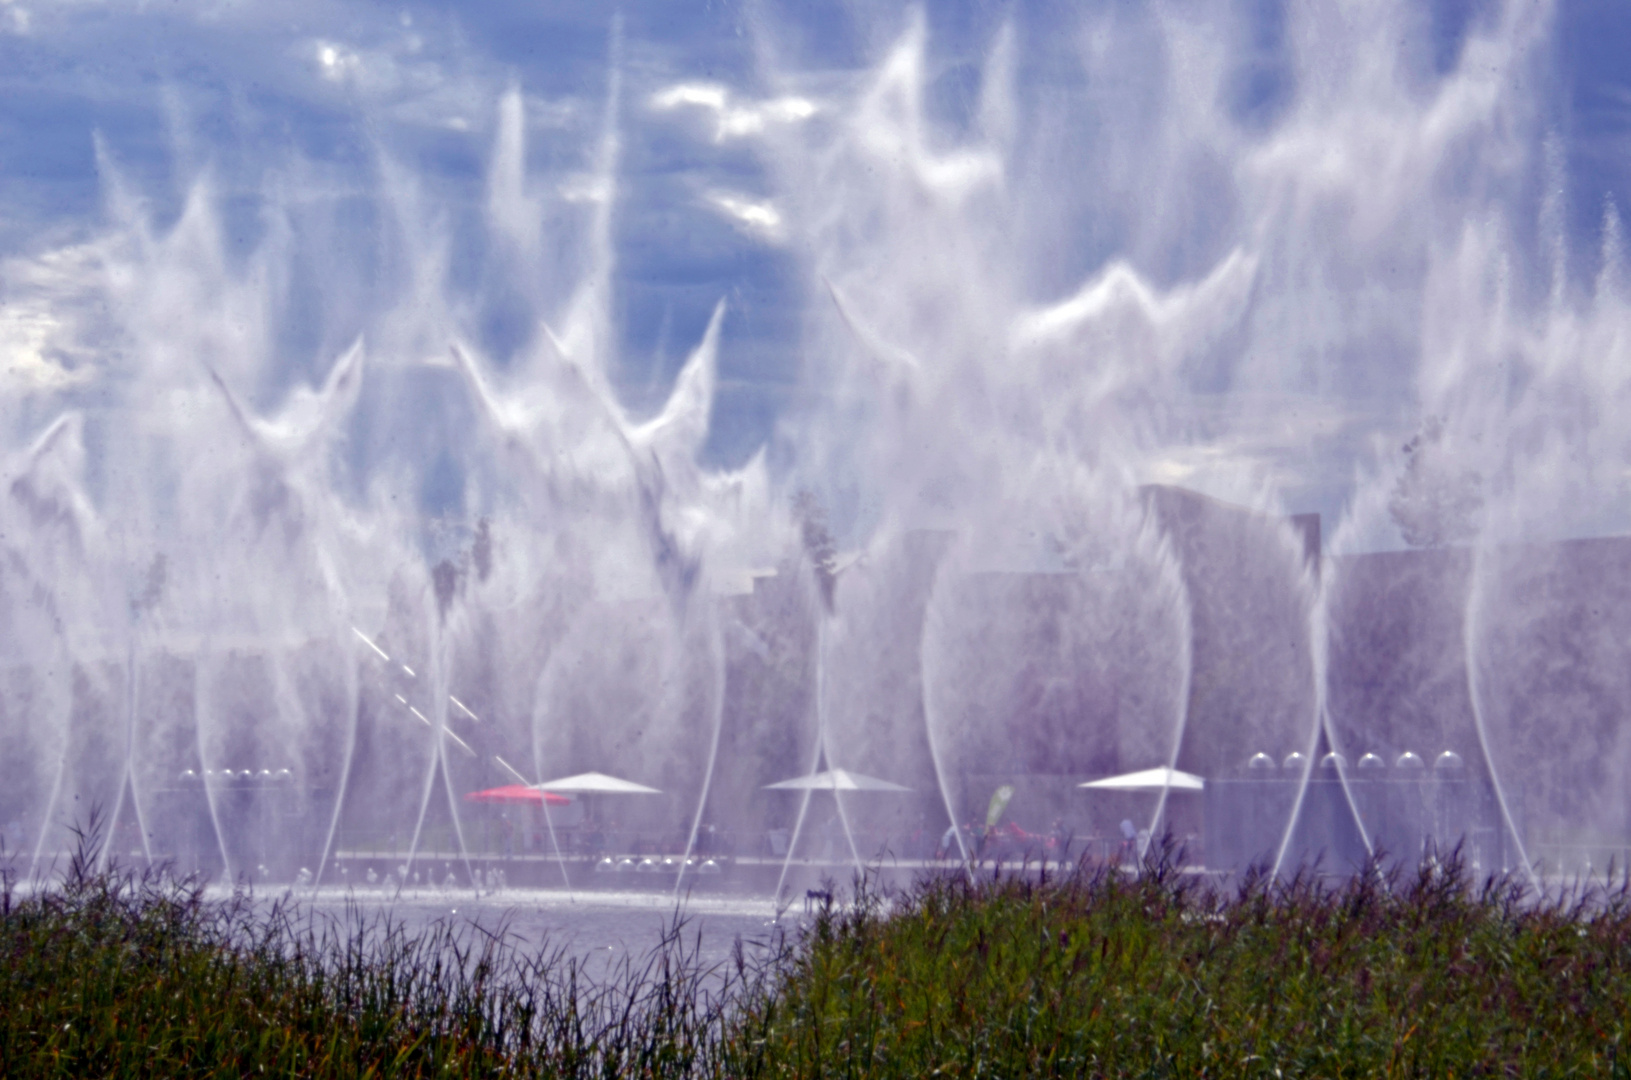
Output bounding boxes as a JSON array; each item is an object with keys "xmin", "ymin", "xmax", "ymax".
[{"xmin": 1, "ymin": 1, "xmax": 1628, "ymax": 890}]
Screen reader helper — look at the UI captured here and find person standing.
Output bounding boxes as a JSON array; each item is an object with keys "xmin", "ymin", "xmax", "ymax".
[{"xmin": 1049, "ymin": 817, "xmax": 1073, "ymax": 865}]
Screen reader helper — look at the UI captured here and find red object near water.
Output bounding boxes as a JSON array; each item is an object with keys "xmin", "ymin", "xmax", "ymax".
[{"xmin": 463, "ymin": 784, "xmax": 572, "ymax": 806}]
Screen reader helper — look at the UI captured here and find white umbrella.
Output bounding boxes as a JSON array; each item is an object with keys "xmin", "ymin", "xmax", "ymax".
[
  {"xmin": 535, "ymin": 771, "xmax": 663, "ymax": 795},
  {"xmin": 1079, "ymin": 767, "xmax": 1204, "ymax": 793},
  {"xmin": 764, "ymin": 768, "xmax": 912, "ymax": 793}
]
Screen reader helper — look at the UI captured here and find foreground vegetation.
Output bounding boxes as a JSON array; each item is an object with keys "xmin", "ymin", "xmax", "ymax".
[
  {"xmin": 5, "ymin": 836, "xmax": 1631, "ymax": 1078},
  {"xmin": 746, "ymin": 854, "xmax": 1631, "ymax": 1077},
  {"xmin": 0, "ymin": 830, "xmax": 742, "ymax": 1078}
]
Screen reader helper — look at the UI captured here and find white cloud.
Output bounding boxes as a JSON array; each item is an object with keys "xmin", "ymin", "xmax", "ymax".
[
  {"xmin": 651, "ymin": 81, "xmax": 817, "ymax": 143},
  {"xmin": 652, "ymin": 82, "xmax": 727, "ymax": 113},
  {"xmin": 314, "ymin": 39, "xmax": 362, "ymax": 83},
  {"xmin": 1134, "ymin": 391, "xmax": 1394, "ymax": 513},
  {"xmin": 0, "ymin": 0, "xmax": 29, "ymax": 36},
  {"xmin": 0, "ymin": 242, "xmax": 106, "ymax": 391},
  {"xmin": 293, "ymin": 32, "xmax": 497, "ymax": 135},
  {"xmin": 704, "ymin": 191, "xmax": 784, "ymax": 243},
  {"xmin": 559, "ymin": 175, "xmax": 612, "ymax": 205}
]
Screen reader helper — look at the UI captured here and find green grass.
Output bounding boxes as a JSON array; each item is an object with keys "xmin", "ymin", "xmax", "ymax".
[
  {"xmin": 736, "ymin": 851, "xmax": 1631, "ymax": 1078},
  {"xmin": 6, "ymin": 830, "xmax": 1631, "ymax": 1077},
  {"xmin": 0, "ymin": 825, "xmax": 750, "ymax": 1078}
]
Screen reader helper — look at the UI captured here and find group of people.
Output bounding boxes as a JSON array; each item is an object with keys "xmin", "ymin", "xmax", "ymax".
[
  {"xmin": 487, "ymin": 806, "xmax": 1153, "ymax": 865},
  {"xmin": 935, "ymin": 818, "xmax": 1080, "ymax": 862},
  {"xmin": 933, "ymin": 817, "xmax": 1151, "ymax": 863}
]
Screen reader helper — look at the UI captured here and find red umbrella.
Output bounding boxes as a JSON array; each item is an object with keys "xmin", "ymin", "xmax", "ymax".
[{"xmin": 463, "ymin": 784, "xmax": 572, "ymax": 806}]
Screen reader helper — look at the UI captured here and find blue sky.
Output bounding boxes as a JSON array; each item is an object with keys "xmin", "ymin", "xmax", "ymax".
[{"xmin": 2, "ymin": 1, "xmax": 1630, "ymax": 543}]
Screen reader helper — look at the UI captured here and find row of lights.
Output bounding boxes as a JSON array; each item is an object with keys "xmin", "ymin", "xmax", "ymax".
[
  {"xmin": 1247, "ymin": 750, "xmax": 1465, "ymax": 774},
  {"xmin": 177, "ymin": 768, "xmax": 295, "ymax": 783},
  {"xmin": 595, "ymin": 855, "xmax": 724, "ymax": 874}
]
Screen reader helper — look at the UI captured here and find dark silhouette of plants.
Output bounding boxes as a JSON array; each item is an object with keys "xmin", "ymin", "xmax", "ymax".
[
  {"xmin": 792, "ymin": 489, "xmax": 838, "ymax": 611},
  {"xmin": 1389, "ymin": 416, "xmax": 1485, "ymax": 547}
]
